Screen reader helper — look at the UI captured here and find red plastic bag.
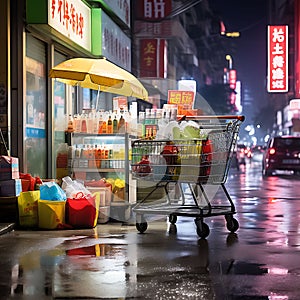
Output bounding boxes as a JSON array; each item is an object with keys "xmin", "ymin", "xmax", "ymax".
[
  {"xmin": 19, "ymin": 173, "xmax": 43, "ymax": 191},
  {"xmin": 199, "ymin": 139, "xmax": 213, "ymax": 181},
  {"xmin": 65, "ymin": 194, "xmax": 98, "ymax": 229}
]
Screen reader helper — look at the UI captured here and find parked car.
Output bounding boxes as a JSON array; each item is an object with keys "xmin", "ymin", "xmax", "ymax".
[{"xmin": 262, "ymin": 136, "xmax": 300, "ymax": 176}]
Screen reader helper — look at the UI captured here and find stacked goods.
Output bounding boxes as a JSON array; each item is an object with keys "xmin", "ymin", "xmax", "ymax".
[
  {"xmin": 0, "ymin": 155, "xmax": 21, "ymax": 223},
  {"xmin": 0, "ymin": 156, "xmax": 21, "ymax": 197},
  {"xmin": 18, "ymin": 177, "xmax": 101, "ymax": 229}
]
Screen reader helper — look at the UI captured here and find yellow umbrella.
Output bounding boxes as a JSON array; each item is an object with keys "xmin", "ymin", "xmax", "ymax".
[{"xmin": 49, "ymin": 57, "xmax": 148, "ymax": 101}]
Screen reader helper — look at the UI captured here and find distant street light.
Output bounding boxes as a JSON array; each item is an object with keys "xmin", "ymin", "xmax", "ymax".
[
  {"xmin": 226, "ymin": 54, "xmax": 233, "ymax": 69},
  {"xmin": 221, "ymin": 31, "xmax": 240, "ymax": 38}
]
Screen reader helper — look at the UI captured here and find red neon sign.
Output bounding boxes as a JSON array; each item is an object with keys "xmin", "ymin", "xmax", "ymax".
[
  {"xmin": 267, "ymin": 25, "xmax": 288, "ymax": 93},
  {"xmin": 229, "ymin": 69, "xmax": 236, "ymax": 90}
]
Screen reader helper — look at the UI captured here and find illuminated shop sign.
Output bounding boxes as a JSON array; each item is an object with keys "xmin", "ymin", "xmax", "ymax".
[
  {"xmin": 140, "ymin": 39, "xmax": 167, "ymax": 78},
  {"xmin": 135, "ymin": 0, "xmax": 172, "ymax": 20},
  {"xmin": 229, "ymin": 69, "xmax": 236, "ymax": 90},
  {"xmin": 267, "ymin": 25, "xmax": 288, "ymax": 93},
  {"xmin": 101, "ymin": 11, "xmax": 131, "ymax": 71},
  {"xmin": 48, "ymin": 0, "xmax": 91, "ymax": 51}
]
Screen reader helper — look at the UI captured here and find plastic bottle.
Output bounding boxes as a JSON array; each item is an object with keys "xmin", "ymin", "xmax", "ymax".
[
  {"xmin": 81, "ymin": 114, "xmax": 87, "ymax": 133},
  {"xmin": 102, "ymin": 119, "xmax": 107, "ymax": 134},
  {"xmin": 95, "ymin": 145, "xmax": 101, "ymax": 168},
  {"xmin": 66, "ymin": 114, "xmax": 74, "ymax": 132},
  {"xmin": 87, "ymin": 113, "xmax": 94, "ymax": 133},
  {"xmin": 73, "ymin": 114, "xmax": 81, "ymax": 133},
  {"xmin": 98, "ymin": 114, "xmax": 103, "ymax": 134}
]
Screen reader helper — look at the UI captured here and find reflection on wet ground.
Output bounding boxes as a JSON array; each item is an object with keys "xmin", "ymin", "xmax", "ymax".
[{"xmin": 1, "ymin": 165, "xmax": 300, "ymax": 299}]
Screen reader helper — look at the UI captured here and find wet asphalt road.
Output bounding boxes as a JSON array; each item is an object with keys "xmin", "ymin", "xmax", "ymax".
[{"xmin": 1, "ymin": 161, "xmax": 300, "ymax": 299}]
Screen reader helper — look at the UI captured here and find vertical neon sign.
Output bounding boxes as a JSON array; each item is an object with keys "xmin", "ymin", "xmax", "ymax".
[{"xmin": 267, "ymin": 25, "xmax": 288, "ymax": 93}]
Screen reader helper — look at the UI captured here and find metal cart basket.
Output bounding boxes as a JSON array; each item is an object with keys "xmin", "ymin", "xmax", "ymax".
[{"xmin": 131, "ymin": 115, "xmax": 245, "ymax": 238}]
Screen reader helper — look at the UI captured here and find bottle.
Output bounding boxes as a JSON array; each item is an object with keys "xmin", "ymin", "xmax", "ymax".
[
  {"xmin": 87, "ymin": 113, "xmax": 94, "ymax": 133},
  {"xmin": 98, "ymin": 114, "xmax": 103, "ymax": 134},
  {"xmin": 107, "ymin": 115, "xmax": 113, "ymax": 134},
  {"xmin": 73, "ymin": 115, "xmax": 80, "ymax": 133},
  {"xmin": 88, "ymin": 144, "xmax": 93, "ymax": 168},
  {"xmin": 95, "ymin": 145, "xmax": 101, "ymax": 168},
  {"xmin": 113, "ymin": 115, "xmax": 118, "ymax": 133},
  {"xmin": 66, "ymin": 114, "xmax": 74, "ymax": 132},
  {"xmin": 102, "ymin": 119, "xmax": 107, "ymax": 134},
  {"xmin": 118, "ymin": 115, "xmax": 125, "ymax": 133},
  {"xmin": 81, "ymin": 114, "xmax": 87, "ymax": 133}
]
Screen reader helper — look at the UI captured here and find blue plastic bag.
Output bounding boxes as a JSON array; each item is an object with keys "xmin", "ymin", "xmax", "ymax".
[{"xmin": 40, "ymin": 182, "xmax": 66, "ymax": 201}]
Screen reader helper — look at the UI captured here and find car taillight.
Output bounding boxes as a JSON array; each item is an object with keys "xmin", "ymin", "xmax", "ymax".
[{"xmin": 269, "ymin": 148, "xmax": 276, "ymax": 155}]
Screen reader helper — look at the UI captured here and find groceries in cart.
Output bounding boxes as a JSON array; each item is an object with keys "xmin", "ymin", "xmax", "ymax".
[
  {"xmin": 132, "ymin": 155, "xmax": 152, "ymax": 177},
  {"xmin": 131, "ymin": 119, "xmax": 213, "ymax": 183}
]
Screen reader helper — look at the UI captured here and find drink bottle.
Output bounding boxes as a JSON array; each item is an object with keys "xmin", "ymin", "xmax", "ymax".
[
  {"xmin": 107, "ymin": 116, "xmax": 113, "ymax": 134},
  {"xmin": 113, "ymin": 115, "xmax": 118, "ymax": 133}
]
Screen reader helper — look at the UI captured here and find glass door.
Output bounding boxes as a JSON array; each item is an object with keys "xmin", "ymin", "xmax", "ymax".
[{"xmin": 25, "ymin": 34, "xmax": 47, "ymax": 178}]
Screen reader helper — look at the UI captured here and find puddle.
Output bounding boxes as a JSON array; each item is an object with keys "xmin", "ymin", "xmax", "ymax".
[
  {"xmin": 10, "ymin": 242, "xmax": 128, "ymax": 298},
  {"xmin": 220, "ymin": 260, "xmax": 290, "ymax": 277}
]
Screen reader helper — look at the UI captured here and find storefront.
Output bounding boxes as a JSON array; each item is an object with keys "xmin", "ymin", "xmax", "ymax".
[{"xmin": 8, "ymin": 0, "xmax": 132, "ymax": 179}]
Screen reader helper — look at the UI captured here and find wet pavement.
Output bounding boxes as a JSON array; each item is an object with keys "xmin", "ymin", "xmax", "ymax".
[{"xmin": 1, "ymin": 162, "xmax": 300, "ymax": 299}]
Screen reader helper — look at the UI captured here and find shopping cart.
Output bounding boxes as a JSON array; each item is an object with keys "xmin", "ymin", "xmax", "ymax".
[{"xmin": 131, "ymin": 115, "xmax": 245, "ymax": 238}]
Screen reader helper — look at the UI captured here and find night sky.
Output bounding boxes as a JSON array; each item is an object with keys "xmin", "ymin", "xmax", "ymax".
[{"xmin": 209, "ymin": 0, "xmax": 269, "ymax": 121}]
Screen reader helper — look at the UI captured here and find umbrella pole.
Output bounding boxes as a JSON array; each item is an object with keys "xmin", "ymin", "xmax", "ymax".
[{"xmin": 96, "ymin": 86, "xmax": 100, "ymax": 111}]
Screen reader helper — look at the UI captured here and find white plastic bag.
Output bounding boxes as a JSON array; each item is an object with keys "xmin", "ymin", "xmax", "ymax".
[{"xmin": 62, "ymin": 176, "xmax": 91, "ymax": 199}]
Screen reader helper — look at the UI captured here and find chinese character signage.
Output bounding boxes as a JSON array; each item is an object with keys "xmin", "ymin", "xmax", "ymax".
[
  {"xmin": 167, "ymin": 90, "xmax": 195, "ymax": 115},
  {"xmin": 101, "ymin": 11, "xmax": 131, "ymax": 71},
  {"xmin": 100, "ymin": 0, "xmax": 130, "ymax": 28},
  {"xmin": 267, "ymin": 25, "xmax": 288, "ymax": 93},
  {"xmin": 48, "ymin": 0, "xmax": 91, "ymax": 51},
  {"xmin": 140, "ymin": 39, "xmax": 167, "ymax": 78},
  {"xmin": 135, "ymin": 0, "xmax": 172, "ymax": 20}
]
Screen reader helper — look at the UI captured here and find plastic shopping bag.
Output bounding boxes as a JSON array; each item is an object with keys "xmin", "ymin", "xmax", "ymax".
[
  {"xmin": 40, "ymin": 181, "xmax": 66, "ymax": 201},
  {"xmin": 38, "ymin": 199, "xmax": 66, "ymax": 229},
  {"xmin": 65, "ymin": 194, "xmax": 99, "ymax": 229},
  {"xmin": 18, "ymin": 191, "xmax": 40, "ymax": 227}
]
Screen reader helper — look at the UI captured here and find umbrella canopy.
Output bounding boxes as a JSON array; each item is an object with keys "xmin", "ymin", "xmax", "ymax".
[{"xmin": 49, "ymin": 57, "xmax": 148, "ymax": 101}]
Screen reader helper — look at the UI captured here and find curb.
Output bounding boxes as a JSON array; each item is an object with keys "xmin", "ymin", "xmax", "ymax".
[{"xmin": 0, "ymin": 223, "xmax": 16, "ymax": 235}]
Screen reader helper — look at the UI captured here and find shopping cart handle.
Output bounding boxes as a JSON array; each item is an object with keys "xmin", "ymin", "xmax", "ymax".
[{"xmin": 178, "ymin": 115, "xmax": 245, "ymax": 122}]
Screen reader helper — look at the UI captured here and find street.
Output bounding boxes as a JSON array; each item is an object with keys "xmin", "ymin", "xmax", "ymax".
[{"xmin": 1, "ymin": 160, "xmax": 300, "ymax": 299}]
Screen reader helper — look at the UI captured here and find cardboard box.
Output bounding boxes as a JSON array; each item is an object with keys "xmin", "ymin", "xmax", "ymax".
[
  {"xmin": 0, "ymin": 179, "xmax": 22, "ymax": 197},
  {"xmin": 0, "ymin": 156, "xmax": 19, "ymax": 180}
]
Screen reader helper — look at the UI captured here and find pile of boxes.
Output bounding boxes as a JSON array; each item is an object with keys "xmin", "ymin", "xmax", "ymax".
[
  {"xmin": 0, "ymin": 156, "xmax": 21, "ymax": 222},
  {"xmin": 0, "ymin": 156, "xmax": 21, "ymax": 197}
]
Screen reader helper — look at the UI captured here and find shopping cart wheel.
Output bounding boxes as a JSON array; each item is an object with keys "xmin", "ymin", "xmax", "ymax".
[
  {"xmin": 194, "ymin": 218, "xmax": 210, "ymax": 239},
  {"xmin": 136, "ymin": 214, "xmax": 148, "ymax": 233},
  {"xmin": 136, "ymin": 222, "xmax": 148, "ymax": 233},
  {"xmin": 225, "ymin": 216, "xmax": 239, "ymax": 233},
  {"xmin": 169, "ymin": 214, "xmax": 177, "ymax": 224}
]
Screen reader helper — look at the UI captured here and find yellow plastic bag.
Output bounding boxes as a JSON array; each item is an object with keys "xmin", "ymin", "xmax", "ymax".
[
  {"xmin": 18, "ymin": 191, "xmax": 40, "ymax": 227},
  {"xmin": 38, "ymin": 199, "xmax": 65, "ymax": 229}
]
